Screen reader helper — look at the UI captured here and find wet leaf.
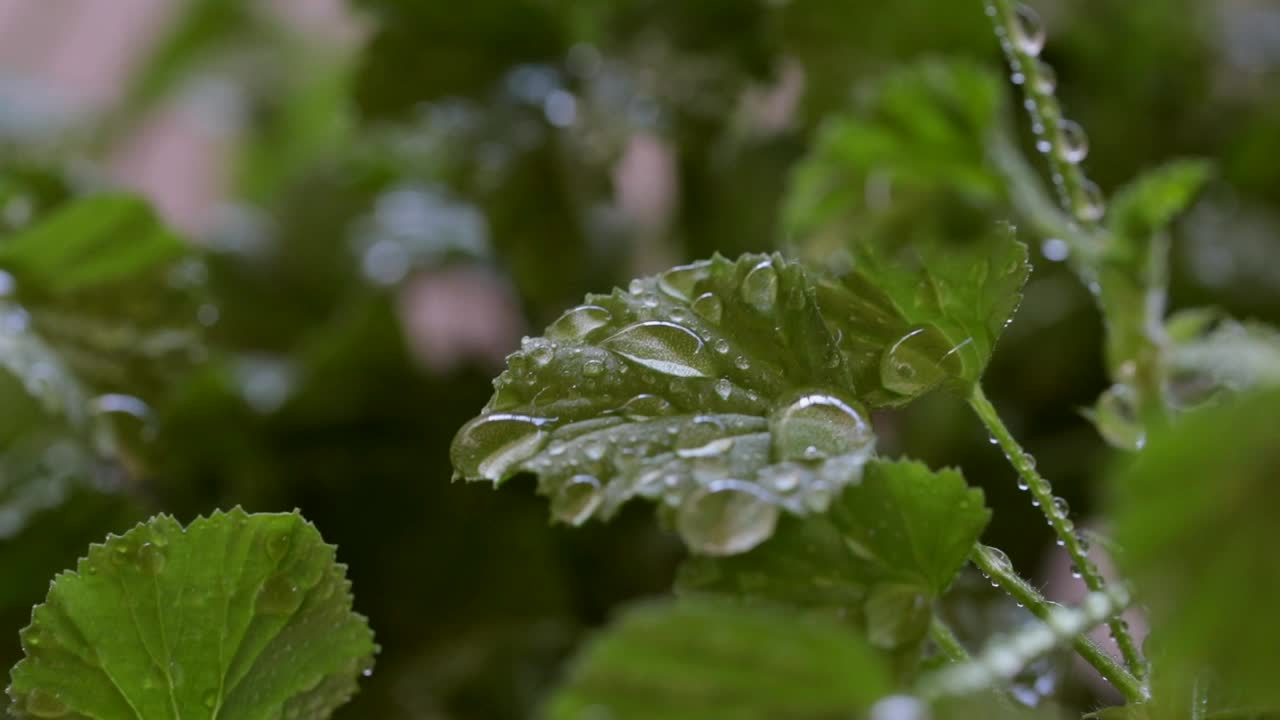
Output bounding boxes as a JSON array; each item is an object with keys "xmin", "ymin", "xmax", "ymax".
[
  {"xmin": 452, "ymin": 250, "xmax": 1022, "ymax": 555},
  {"xmin": 1111, "ymin": 389, "xmax": 1280, "ymax": 708},
  {"xmin": 545, "ymin": 597, "xmax": 890, "ymax": 720},
  {"xmin": 7, "ymin": 508, "xmax": 375, "ymax": 719}
]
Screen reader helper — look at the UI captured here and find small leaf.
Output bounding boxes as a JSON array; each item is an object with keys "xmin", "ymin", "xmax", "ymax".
[
  {"xmin": 1110, "ymin": 389, "xmax": 1280, "ymax": 708},
  {"xmin": 452, "ymin": 248, "xmax": 1023, "ymax": 555},
  {"xmin": 7, "ymin": 508, "xmax": 376, "ymax": 720},
  {"xmin": 0, "ymin": 193, "xmax": 185, "ymax": 294},
  {"xmin": 1106, "ymin": 159, "xmax": 1213, "ymax": 253},
  {"xmin": 545, "ymin": 597, "xmax": 891, "ymax": 720},
  {"xmin": 835, "ymin": 460, "xmax": 991, "ymax": 596},
  {"xmin": 1167, "ymin": 315, "xmax": 1280, "ymax": 398}
]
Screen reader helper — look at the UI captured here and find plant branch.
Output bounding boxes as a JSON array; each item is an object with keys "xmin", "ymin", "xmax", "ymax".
[
  {"xmin": 969, "ymin": 386, "xmax": 1148, "ymax": 683},
  {"xmin": 983, "ymin": 0, "xmax": 1103, "ymax": 231},
  {"xmin": 930, "ymin": 616, "xmax": 971, "ymax": 664},
  {"xmin": 969, "ymin": 544, "xmax": 1147, "ymax": 703}
]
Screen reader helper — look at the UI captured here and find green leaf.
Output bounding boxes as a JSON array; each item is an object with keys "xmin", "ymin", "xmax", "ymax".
[
  {"xmin": 0, "ymin": 194, "xmax": 185, "ymax": 295},
  {"xmin": 1106, "ymin": 159, "xmax": 1213, "ymax": 253},
  {"xmin": 678, "ymin": 459, "xmax": 989, "ymax": 653},
  {"xmin": 1167, "ymin": 314, "xmax": 1280, "ymax": 400},
  {"xmin": 545, "ymin": 597, "xmax": 891, "ymax": 720},
  {"xmin": 834, "ymin": 459, "xmax": 990, "ymax": 596},
  {"xmin": 7, "ymin": 508, "xmax": 376, "ymax": 720},
  {"xmin": 0, "ymin": 193, "xmax": 204, "ymax": 395},
  {"xmin": 783, "ymin": 59, "xmax": 1006, "ymax": 260},
  {"xmin": 1110, "ymin": 389, "xmax": 1280, "ymax": 708},
  {"xmin": 452, "ymin": 248, "xmax": 1022, "ymax": 555}
]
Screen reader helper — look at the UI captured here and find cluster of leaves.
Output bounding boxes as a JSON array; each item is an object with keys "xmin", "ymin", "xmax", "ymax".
[{"xmin": 3, "ymin": 0, "xmax": 1280, "ymax": 717}]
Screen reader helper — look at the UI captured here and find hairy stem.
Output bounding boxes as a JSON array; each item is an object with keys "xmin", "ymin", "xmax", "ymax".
[
  {"xmin": 971, "ymin": 544, "xmax": 1147, "ymax": 703},
  {"xmin": 969, "ymin": 386, "xmax": 1148, "ymax": 683},
  {"xmin": 929, "ymin": 616, "xmax": 971, "ymax": 664},
  {"xmin": 983, "ymin": 0, "xmax": 1102, "ymax": 232}
]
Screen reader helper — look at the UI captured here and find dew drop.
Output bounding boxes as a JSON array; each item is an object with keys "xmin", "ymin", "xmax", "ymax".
[
  {"xmin": 620, "ymin": 394, "xmax": 673, "ymax": 419},
  {"xmin": 137, "ymin": 542, "xmax": 165, "ymax": 575},
  {"xmin": 985, "ymin": 546, "xmax": 1014, "ymax": 573},
  {"xmin": 451, "ymin": 414, "xmax": 551, "ymax": 482},
  {"xmin": 1074, "ymin": 179, "xmax": 1106, "ymax": 222},
  {"xmin": 1091, "ymin": 384, "xmax": 1146, "ymax": 450},
  {"xmin": 1056, "ymin": 119, "xmax": 1089, "ymax": 164},
  {"xmin": 546, "ymin": 305, "xmax": 611, "ymax": 341},
  {"xmin": 1069, "ymin": 564, "xmax": 1082, "ymax": 579},
  {"xmin": 676, "ymin": 437, "xmax": 735, "ymax": 459},
  {"xmin": 658, "ymin": 261, "xmax": 710, "ymax": 301},
  {"xmin": 552, "ymin": 475, "xmax": 603, "ymax": 526},
  {"xmin": 762, "ymin": 465, "xmax": 802, "ymax": 493},
  {"xmin": 1012, "ymin": 3, "xmax": 1046, "ymax": 56},
  {"xmin": 1017, "ymin": 477, "xmax": 1030, "ymax": 491},
  {"xmin": 692, "ymin": 292, "xmax": 724, "ymax": 324},
  {"xmin": 583, "ymin": 359, "xmax": 605, "ymax": 377},
  {"xmin": 733, "ymin": 356, "xmax": 750, "ymax": 371},
  {"xmin": 266, "ymin": 530, "xmax": 292, "ymax": 563},
  {"xmin": 1022, "ymin": 452, "xmax": 1037, "ymax": 470},
  {"xmin": 741, "ymin": 260, "xmax": 778, "ymax": 312},
  {"xmin": 1052, "ymin": 496, "xmax": 1070, "ymax": 518},
  {"xmin": 525, "ymin": 338, "xmax": 555, "ymax": 367},
  {"xmin": 714, "ymin": 378, "xmax": 732, "ymax": 401},
  {"xmin": 602, "ymin": 321, "xmax": 714, "ymax": 378},
  {"xmin": 713, "ymin": 339, "xmax": 730, "ymax": 354},
  {"xmin": 879, "ymin": 325, "xmax": 962, "ymax": 397},
  {"xmin": 1033, "ymin": 59, "xmax": 1057, "ymax": 93},
  {"xmin": 771, "ymin": 393, "xmax": 874, "ymax": 462},
  {"xmin": 256, "ymin": 572, "xmax": 303, "ymax": 615},
  {"xmin": 677, "ymin": 480, "xmax": 779, "ymax": 556},
  {"xmin": 24, "ymin": 688, "xmax": 68, "ymax": 718}
]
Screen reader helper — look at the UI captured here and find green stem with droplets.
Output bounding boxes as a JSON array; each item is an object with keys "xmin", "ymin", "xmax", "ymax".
[
  {"xmin": 929, "ymin": 616, "xmax": 970, "ymax": 664},
  {"xmin": 985, "ymin": 0, "xmax": 1171, "ymax": 427},
  {"xmin": 971, "ymin": 544, "xmax": 1147, "ymax": 703},
  {"xmin": 969, "ymin": 386, "xmax": 1148, "ymax": 685},
  {"xmin": 984, "ymin": 0, "xmax": 1102, "ymax": 234}
]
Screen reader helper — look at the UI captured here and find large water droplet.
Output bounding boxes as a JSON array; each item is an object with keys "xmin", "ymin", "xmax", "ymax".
[
  {"xmin": 1075, "ymin": 179, "xmax": 1106, "ymax": 222},
  {"xmin": 677, "ymin": 480, "xmax": 779, "ymax": 555},
  {"xmin": 1091, "ymin": 384, "xmax": 1145, "ymax": 450},
  {"xmin": 451, "ymin": 414, "xmax": 551, "ymax": 481},
  {"xmin": 552, "ymin": 475, "xmax": 603, "ymax": 526},
  {"xmin": 1033, "ymin": 59, "xmax": 1057, "ymax": 93},
  {"xmin": 257, "ymin": 572, "xmax": 303, "ymax": 615},
  {"xmin": 620, "ymin": 394, "xmax": 673, "ymax": 419},
  {"xmin": 675, "ymin": 437, "xmax": 735, "ymax": 459},
  {"xmin": 692, "ymin": 292, "xmax": 723, "ymax": 324},
  {"xmin": 1056, "ymin": 119, "xmax": 1089, "ymax": 164},
  {"xmin": 713, "ymin": 378, "xmax": 732, "ymax": 401},
  {"xmin": 771, "ymin": 393, "xmax": 874, "ymax": 462},
  {"xmin": 547, "ymin": 305, "xmax": 611, "ymax": 341},
  {"xmin": 985, "ymin": 546, "xmax": 1014, "ymax": 574},
  {"xmin": 602, "ymin": 321, "xmax": 714, "ymax": 378},
  {"xmin": 879, "ymin": 326, "xmax": 962, "ymax": 397},
  {"xmin": 741, "ymin": 260, "xmax": 778, "ymax": 312},
  {"xmin": 24, "ymin": 689, "xmax": 68, "ymax": 718},
  {"xmin": 1012, "ymin": 4, "xmax": 1046, "ymax": 56},
  {"xmin": 658, "ymin": 261, "xmax": 710, "ymax": 301}
]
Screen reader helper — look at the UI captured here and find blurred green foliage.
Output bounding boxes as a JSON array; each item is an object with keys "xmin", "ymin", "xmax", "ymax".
[{"xmin": 1, "ymin": 0, "xmax": 1279, "ymax": 717}]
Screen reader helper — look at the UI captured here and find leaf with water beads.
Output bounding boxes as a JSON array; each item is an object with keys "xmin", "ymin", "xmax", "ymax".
[
  {"xmin": 7, "ymin": 508, "xmax": 376, "ymax": 720},
  {"xmin": 452, "ymin": 253, "xmax": 880, "ymax": 556},
  {"xmin": 545, "ymin": 597, "xmax": 891, "ymax": 720}
]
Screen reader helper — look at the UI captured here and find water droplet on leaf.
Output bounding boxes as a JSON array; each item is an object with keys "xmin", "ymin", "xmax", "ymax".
[
  {"xmin": 257, "ymin": 572, "xmax": 303, "ymax": 615},
  {"xmin": 602, "ymin": 321, "xmax": 714, "ymax": 378},
  {"xmin": 1075, "ymin": 179, "xmax": 1106, "ymax": 222},
  {"xmin": 137, "ymin": 542, "xmax": 165, "ymax": 574},
  {"xmin": 620, "ymin": 394, "xmax": 673, "ymax": 419},
  {"xmin": 714, "ymin": 378, "xmax": 732, "ymax": 401},
  {"xmin": 771, "ymin": 393, "xmax": 874, "ymax": 461},
  {"xmin": 692, "ymin": 292, "xmax": 723, "ymax": 324},
  {"xmin": 451, "ymin": 414, "xmax": 551, "ymax": 482},
  {"xmin": 552, "ymin": 475, "xmax": 603, "ymax": 526},
  {"xmin": 879, "ymin": 326, "xmax": 962, "ymax": 397},
  {"xmin": 658, "ymin": 261, "xmax": 710, "ymax": 301},
  {"xmin": 547, "ymin": 305, "xmax": 611, "ymax": 341},
  {"xmin": 24, "ymin": 689, "xmax": 68, "ymax": 718},
  {"xmin": 741, "ymin": 260, "xmax": 778, "ymax": 312},
  {"xmin": 1033, "ymin": 59, "xmax": 1057, "ymax": 93},
  {"xmin": 677, "ymin": 480, "xmax": 779, "ymax": 556}
]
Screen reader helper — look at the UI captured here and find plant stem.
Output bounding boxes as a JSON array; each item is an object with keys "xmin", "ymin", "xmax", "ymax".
[
  {"xmin": 929, "ymin": 616, "xmax": 970, "ymax": 664},
  {"xmin": 983, "ymin": 0, "xmax": 1102, "ymax": 233},
  {"xmin": 969, "ymin": 386, "xmax": 1148, "ymax": 683},
  {"xmin": 971, "ymin": 544, "xmax": 1147, "ymax": 703}
]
